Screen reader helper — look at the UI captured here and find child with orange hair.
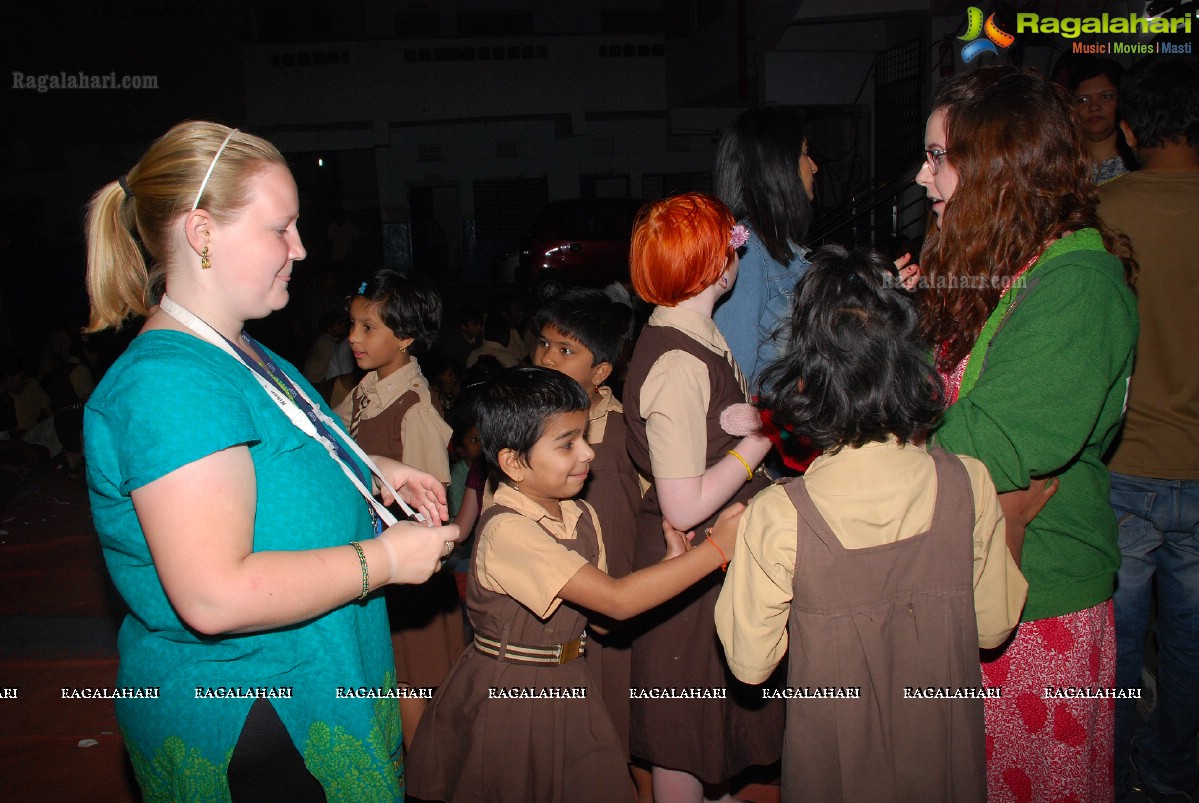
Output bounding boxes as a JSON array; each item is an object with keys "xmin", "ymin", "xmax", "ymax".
[{"xmin": 622, "ymin": 192, "xmax": 783, "ymax": 801}]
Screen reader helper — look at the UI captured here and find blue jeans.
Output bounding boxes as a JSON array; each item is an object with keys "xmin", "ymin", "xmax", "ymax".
[{"xmin": 1110, "ymin": 471, "xmax": 1199, "ymax": 796}]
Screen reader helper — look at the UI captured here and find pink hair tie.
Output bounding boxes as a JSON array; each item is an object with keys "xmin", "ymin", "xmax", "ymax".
[{"xmin": 729, "ymin": 224, "xmax": 749, "ymax": 250}]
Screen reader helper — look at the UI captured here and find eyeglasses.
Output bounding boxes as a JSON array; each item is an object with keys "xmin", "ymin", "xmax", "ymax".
[
  {"xmin": 924, "ymin": 148, "xmax": 950, "ymax": 175},
  {"xmin": 1074, "ymin": 91, "xmax": 1117, "ymax": 106}
]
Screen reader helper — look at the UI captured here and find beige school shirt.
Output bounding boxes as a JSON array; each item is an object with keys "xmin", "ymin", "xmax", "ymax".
[
  {"xmin": 475, "ymin": 484, "xmax": 608, "ymax": 620},
  {"xmin": 333, "ymin": 360, "xmax": 452, "ymax": 484},
  {"xmin": 639, "ymin": 305, "xmax": 747, "ymax": 480},
  {"xmin": 715, "ymin": 439, "xmax": 1027, "ymax": 684}
]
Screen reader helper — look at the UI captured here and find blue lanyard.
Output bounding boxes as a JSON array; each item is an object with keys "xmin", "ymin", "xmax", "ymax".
[{"xmin": 226, "ymin": 332, "xmax": 370, "ymax": 491}]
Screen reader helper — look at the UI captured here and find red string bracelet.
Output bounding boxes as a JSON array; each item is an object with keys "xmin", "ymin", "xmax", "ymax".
[{"xmin": 704, "ymin": 531, "xmax": 729, "ymax": 572}]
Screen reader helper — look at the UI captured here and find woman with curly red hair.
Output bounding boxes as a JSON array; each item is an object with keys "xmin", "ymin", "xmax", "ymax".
[
  {"xmin": 917, "ymin": 66, "xmax": 1138, "ymax": 802},
  {"xmin": 622, "ymin": 192, "xmax": 782, "ymax": 801}
]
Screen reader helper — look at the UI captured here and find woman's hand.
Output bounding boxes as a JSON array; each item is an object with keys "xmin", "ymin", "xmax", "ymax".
[
  {"xmin": 377, "ymin": 520, "xmax": 461, "ymax": 585},
  {"xmin": 998, "ymin": 476, "xmax": 1059, "ymax": 567},
  {"xmin": 894, "ymin": 252, "xmax": 922, "ymax": 291},
  {"xmin": 705, "ymin": 502, "xmax": 746, "ymax": 562},
  {"xmin": 371, "ymin": 455, "xmax": 450, "ymax": 527}
]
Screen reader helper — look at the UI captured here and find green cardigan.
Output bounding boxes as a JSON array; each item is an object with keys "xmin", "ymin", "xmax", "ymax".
[{"xmin": 934, "ymin": 229, "xmax": 1138, "ymax": 622}]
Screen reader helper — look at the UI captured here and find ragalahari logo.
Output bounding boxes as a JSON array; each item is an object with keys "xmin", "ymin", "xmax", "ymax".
[{"xmin": 959, "ymin": 7, "xmax": 1016, "ymax": 62}]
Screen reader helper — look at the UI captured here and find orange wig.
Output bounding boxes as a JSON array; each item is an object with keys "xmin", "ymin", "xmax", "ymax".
[{"xmin": 630, "ymin": 192, "xmax": 736, "ymax": 306}]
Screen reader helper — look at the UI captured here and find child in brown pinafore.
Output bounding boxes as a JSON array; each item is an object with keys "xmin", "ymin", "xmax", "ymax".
[
  {"xmin": 407, "ymin": 367, "xmax": 745, "ymax": 803},
  {"xmin": 715, "ymin": 246, "xmax": 1029, "ymax": 802},
  {"xmin": 335, "ymin": 270, "xmax": 457, "ymax": 752},
  {"xmin": 529, "ymin": 289, "xmax": 649, "ymax": 797}
]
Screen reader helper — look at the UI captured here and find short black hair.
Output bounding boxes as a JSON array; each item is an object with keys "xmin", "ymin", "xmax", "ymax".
[
  {"xmin": 447, "ymin": 382, "xmax": 481, "ymax": 451},
  {"xmin": 357, "ymin": 269, "xmax": 442, "ymax": 355},
  {"xmin": 482, "ymin": 300, "xmax": 513, "ymax": 345},
  {"xmin": 456, "ymin": 305, "xmax": 484, "ymax": 328},
  {"xmin": 472, "ymin": 366, "xmax": 590, "ymax": 478},
  {"xmin": 757, "ymin": 245, "xmax": 945, "ymax": 452},
  {"xmin": 531, "ymin": 288, "xmax": 629, "ymax": 367},
  {"xmin": 1120, "ymin": 57, "xmax": 1199, "ymax": 149},
  {"xmin": 1067, "ymin": 56, "xmax": 1124, "ymax": 92}
]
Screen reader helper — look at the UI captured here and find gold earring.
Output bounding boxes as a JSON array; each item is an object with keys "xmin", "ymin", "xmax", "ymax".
[{"xmin": 200, "ymin": 246, "xmax": 211, "ymax": 270}]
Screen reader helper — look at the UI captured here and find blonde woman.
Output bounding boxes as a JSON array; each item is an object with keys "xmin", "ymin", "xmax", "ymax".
[{"xmin": 84, "ymin": 121, "xmax": 459, "ymax": 800}]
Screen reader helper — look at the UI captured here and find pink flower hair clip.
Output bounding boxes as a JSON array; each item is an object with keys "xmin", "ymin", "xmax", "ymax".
[{"xmin": 729, "ymin": 224, "xmax": 749, "ymax": 250}]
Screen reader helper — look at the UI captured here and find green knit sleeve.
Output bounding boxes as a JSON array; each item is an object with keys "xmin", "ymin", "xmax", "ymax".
[{"xmin": 934, "ymin": 252, "xmax": 1137, "ymax": 492}]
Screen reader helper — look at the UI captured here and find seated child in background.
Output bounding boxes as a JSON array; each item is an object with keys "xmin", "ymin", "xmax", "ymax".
[
  {"xmin": 301, "ymin": 309, "xmax": 348, "ymax": 387},
  {"xmin": 715, "ymin": 246, "xmax": 1029, "ymax": 803},
  {"xmin": 334, "ymin": 269, "xmax": 459, "ymax": 752},
  {"xmin": 407, "ymin": 366, "xmax": 744, "ymax": 803},
  {"xmin": 530, "ymin": 289, "xmax": 648, "ymax": 797},
  {"xmin": 421, "ymin": 350, "xmax": 463, "ymax": 418},
  {"xmin": 466, "ymin": 303, "xmax": 522, "ymax": 370}
]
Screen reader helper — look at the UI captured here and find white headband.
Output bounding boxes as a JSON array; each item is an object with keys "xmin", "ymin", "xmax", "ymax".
[{"xmin": 191, "ymin": 128, "xmax": 240, "ymax": 211}]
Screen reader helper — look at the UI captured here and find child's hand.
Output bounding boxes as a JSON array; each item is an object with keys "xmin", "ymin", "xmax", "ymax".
[
  {"xmin": 705, "ymin": 502, "xmax": 747, "ymax": 564},
  {"xmin": 660, "ymin": 518, "xmax": 696, "ymax": 560},
  {"xmin": 998, "ymin": 476, "xmax": 1058, "ymax": 567},
  {"xmin": 720, "ymin": 403, "xmax": 762, "ymax": 437}
]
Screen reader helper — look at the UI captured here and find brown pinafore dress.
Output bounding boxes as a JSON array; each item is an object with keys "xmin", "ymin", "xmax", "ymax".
[
  {"xmin": 622, "ymin": 323, "xmax": 783, "ymax": 783},
  {"xmin": 351, "ymin": 387, "xmax": 464, "ymax": 690},
  {"xmin": 580, "ymin": 408, "xmax": 642, "ymax": 753},
  {"xmin": 780, "ymin": 447, "xmax": 986, "ymax": 803},
  {"xmin": 406, "ymin": 501, "xmax": 632, "ymax": 803}
]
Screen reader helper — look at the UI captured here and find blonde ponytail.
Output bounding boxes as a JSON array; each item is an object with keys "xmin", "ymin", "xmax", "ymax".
[{"xmin": 85, "ymin": 181, "xmax": 150, "ymax": 332}]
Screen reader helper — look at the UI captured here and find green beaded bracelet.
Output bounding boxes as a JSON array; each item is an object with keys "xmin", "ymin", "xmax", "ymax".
[{"xmin": 349, "ymin": 541, "xmax": 369, "ymax": 600}]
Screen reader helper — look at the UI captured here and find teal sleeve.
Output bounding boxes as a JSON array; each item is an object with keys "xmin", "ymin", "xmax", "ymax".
[
  {"xmin": 934, "ymin": 258, "xmax": 1137, "ymax": 491},
  {"xmin": 97, "ymin": 349, "xmax": 259, "ymax": 496}
]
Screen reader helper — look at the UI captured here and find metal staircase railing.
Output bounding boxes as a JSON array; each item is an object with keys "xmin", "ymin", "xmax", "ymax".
[{"xmin": 809, "ymin": 164, "xmax": 928, "ymax": 250}]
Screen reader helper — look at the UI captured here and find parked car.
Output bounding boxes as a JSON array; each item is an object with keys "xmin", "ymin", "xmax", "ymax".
[{"xmin": 516, "ymin": 198, "xmax": 644, "ymax": 301}]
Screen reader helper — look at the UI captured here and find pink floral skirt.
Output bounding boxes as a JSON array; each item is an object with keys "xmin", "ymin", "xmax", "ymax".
[{"xmin": 982, "ymin": 600, "xmax": 1115, "ymax": 803}]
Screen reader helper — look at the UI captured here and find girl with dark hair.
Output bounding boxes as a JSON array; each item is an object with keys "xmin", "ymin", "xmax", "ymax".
[
  {"xmin": 711, "ymin": 106, "xmax": 816, "ymax": 387},
  {"xmin": 713, "ymin": 106, "xmax": 921, "ymax": 389},
  {"xmin": 336, "ymin": 268, "xmax": 459, "ymax": 751},
  {"xmin": 917, "ymin": 66, "xmax": 1138, "ymax": 802},
  {"xmin": 1069, "ymin": 56, "xmax": 1138, "ymax": 183},
  {"xmin": 716, "ymin": 245, "xmax": 1027, "ymax": 802}
]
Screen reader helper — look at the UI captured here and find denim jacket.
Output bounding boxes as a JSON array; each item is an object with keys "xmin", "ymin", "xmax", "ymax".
[{"xmin": 713, "ymin": 227, "xmax": 810, "ymax": 391}]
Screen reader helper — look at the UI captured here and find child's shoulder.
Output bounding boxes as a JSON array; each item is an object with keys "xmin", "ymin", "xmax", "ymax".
[
  {"xmin": 748, "ymin": 479, "xmax": 802, "ymax": 511},
  {"xmin": 940, "ymin": 451, "xmax": 999, "ymax": 500}
]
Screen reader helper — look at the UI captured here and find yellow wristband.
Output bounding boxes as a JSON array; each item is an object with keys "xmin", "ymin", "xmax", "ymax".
[
  {"xmin": 726, "ymin": 449, "xmax": 753, "ymax": 482},
  {"xmin": 350, "ymin": 541, "xmax": 369, "ymax": 601}
]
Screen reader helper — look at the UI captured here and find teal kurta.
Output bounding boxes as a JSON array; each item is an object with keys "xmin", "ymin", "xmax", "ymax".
[{"xmin": 85, "ymin": 331, "xmax": 403, "ymax": 802}]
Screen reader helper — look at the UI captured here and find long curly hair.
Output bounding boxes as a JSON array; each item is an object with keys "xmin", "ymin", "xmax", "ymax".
[{"xmin": 918, "ymin": 66, "xmax": 1135, "ymax": 370}]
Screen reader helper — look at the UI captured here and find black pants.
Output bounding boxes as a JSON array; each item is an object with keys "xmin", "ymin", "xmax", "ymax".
[{"xmin": 227, "ymin": 698, "xmax": 326, "ymax": 802}]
